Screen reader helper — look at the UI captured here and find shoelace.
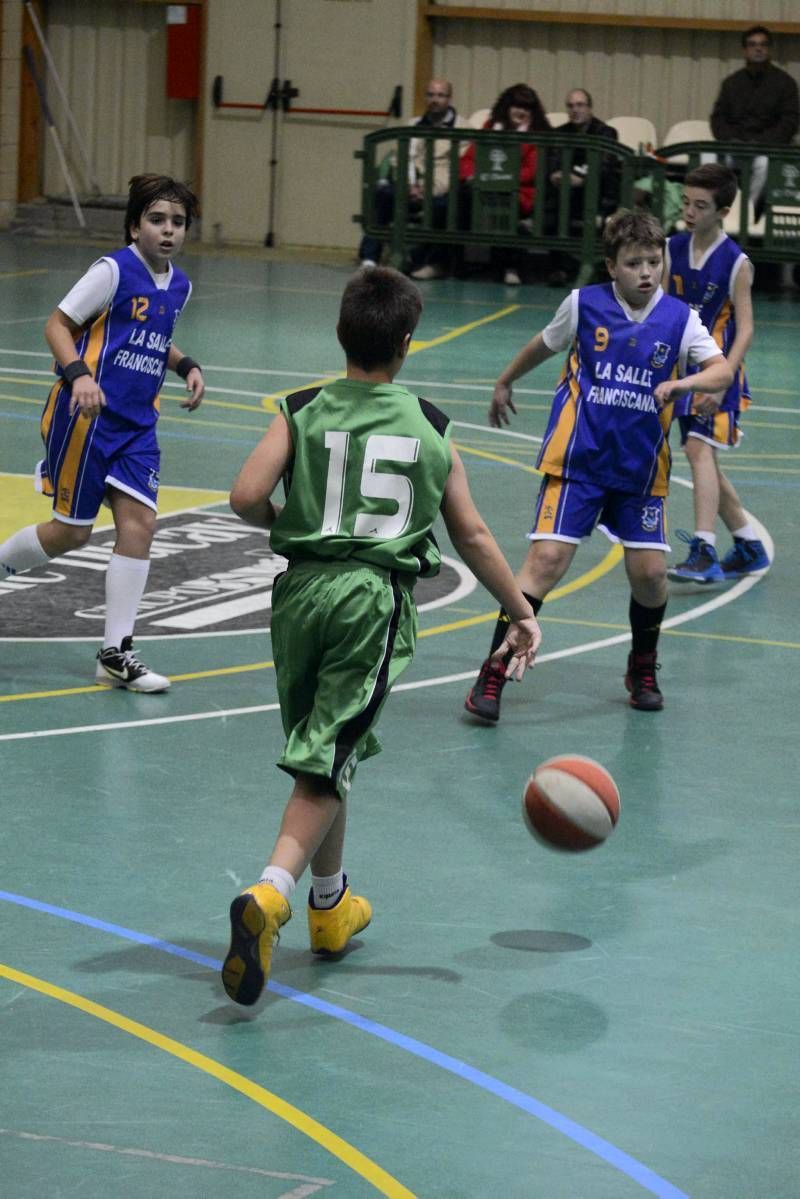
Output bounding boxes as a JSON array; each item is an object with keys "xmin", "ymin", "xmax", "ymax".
[
  {"xmin": 481, "ymin": 665, "xmax": 506, "ymax": 699},
  {"xmin": 119, "ymin": 648, "xmax": 146, "ymax": 674},
  {"xmin": 633, "ymin": 659, "xmax": 659, "ymax": 690}
]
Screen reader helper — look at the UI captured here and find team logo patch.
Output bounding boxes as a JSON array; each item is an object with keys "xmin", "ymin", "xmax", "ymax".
[
  {"xmin": 147, "ymin": 469, "xmax": 160, "ymax": 493},
  {"xmin": 702, "ymin": 282, "xmax": 719, "ymax": 304},
  {"xmin": 641, "ymin": 504, "xmax": 661, "ymax": 533},
  {"xmin": 0, "ymin": 508, "xmax": 472, "ymax": 639},
  {"xmin": 650, "ymin": 342, "xmax": 671, "ymax": 368}
]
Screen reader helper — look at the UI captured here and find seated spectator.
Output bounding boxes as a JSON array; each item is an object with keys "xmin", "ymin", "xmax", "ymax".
[
  {"xmin": 545, "ymin": 88, "xmax": 620, "ymax": 286},
  {"xmin": 710, "ymin": 25, "xmax": 799, "ymax": 213},
  {"xmin": 459, "ymin": 84, "xmax": 551, "ymax": 286},
  {"xmin": 357, "ymin": 79, "xmax": 469, "ymax": 279}
]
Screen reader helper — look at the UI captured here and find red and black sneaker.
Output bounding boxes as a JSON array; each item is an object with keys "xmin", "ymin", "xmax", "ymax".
[
  {"xmin": 464, "ymin": 657, "xmax": 508, "ymax": 723},
  {"xmin": 624, "ymin": 651, "xmax": 663, "ymax": 711}
]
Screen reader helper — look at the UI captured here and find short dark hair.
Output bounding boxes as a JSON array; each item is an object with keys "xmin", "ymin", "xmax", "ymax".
[
  {"xmin": 125, "ymin": 174, "xmax": 199, "ymax": 242},
  {"xmin": 603, "ymin": 209, "xmax": 666, "ymax": 261},
  {"xmin": 337, "ymin": 267, "xmax": 423, "ymax": 370},
  {"xmin": 742, "ymin": 24, "xmax": 771, "ymax": 47},
  {"xmin": 684, "ymin": 163, "xmax": 738, "ymax": 210}
]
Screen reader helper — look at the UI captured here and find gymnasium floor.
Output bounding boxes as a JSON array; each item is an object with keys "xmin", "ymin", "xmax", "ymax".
[{"xmin": 1, "ymin": 233, "xmax": 798, "ymax": 1199}]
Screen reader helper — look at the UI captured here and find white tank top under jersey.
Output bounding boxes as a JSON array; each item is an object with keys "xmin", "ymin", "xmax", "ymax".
[
  {"xmin": 542, "ymin": 285, "xmax": 720, "ymax": 367},
  {"xmin": 57, "ymin": 244, "xmax": 177, "ymax": 326}
]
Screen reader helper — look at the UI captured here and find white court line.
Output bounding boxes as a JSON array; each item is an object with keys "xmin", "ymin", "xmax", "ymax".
[
  {"xmin": 1, "ymin": 356, "xmax": 797, "ymax": 409},
  {"xmin": 0, "ymin": 431, "xmax": 775, "ymax": 738},
  {"xmin": 0, "ymin": 542, "xmax": 772, "ymax": 743},
  {"xmin": 0, "ymin": 1130, "xmax": 333, "ymax": 1192}
]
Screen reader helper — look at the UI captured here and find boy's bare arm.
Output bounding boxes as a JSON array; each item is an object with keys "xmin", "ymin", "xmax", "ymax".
[
  {"xmin": 45, "ymin": 308, "xmax": 106, "ymax": 418},
  {"xmin": 441, "ymin": 448, "xmax": 541, "ymax": 673},
  {"xmin": 168, "ymin": 343, "xmax": 205, "ymax": 410},
  {"xmin": 724, "ymin": 266, "xmax": 754, "ymax": 377},
  {"xmin": 230, "ymin": 412, "xmax": 293, "ymax": 528},
  {"xmin": 653, "ymin": 354, "xmax": 732, "ymax": 409},
  {"xmin": 490, "ymin": 333, "xmax": 557, "ymax": 427}
]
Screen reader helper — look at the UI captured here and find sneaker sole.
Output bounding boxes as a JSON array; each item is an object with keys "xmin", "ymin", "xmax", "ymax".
[
  {"xmin": 95, "ymin": 671, "xmax": 170, "ymax": 693},
  {"xmin": 666, "ymin": 570, "xmax": 724, "ymax": 584},
  {"xmin": 721, "ymin": 565, "xmax": 769, "ymax": 578},
  {"xmin": 222, "ymin": 893, "xmax": 270, "ymax": 1006},
  {"xmin": 463, "ymin": 695, "xmax": 500, "ymax": 724},
  {"xmin": 628, "ymin": 694, "xmax": 664, "ymax": 711},
  {"xmin": 624, "ymin": 677, "xmax": 664, "ymax": 711}
]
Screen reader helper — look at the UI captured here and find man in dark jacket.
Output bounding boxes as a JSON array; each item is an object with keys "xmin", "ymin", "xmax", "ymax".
[
  {"xmin": 545, "ymin": 89, "xmax": 620, "ymax": 286},
  {"xmin": 710, "ymin": 25, "xmax": 799, "ymax": 212}
]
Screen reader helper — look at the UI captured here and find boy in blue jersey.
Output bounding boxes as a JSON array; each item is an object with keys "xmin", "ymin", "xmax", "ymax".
[
  {"xmin": 465, "ymin": 210, "xmax": 731, "ymax": 721},
  {"xmin": 664, "ymin": 164, "xmax": 770, "ymax": 583},
  {"xmin": 0, "ymin": 175, "xmax": 204, "ymax": 691},
  {"xmin": 221, "ymin": 267, "xmax": 541, "ymax": 1006}
]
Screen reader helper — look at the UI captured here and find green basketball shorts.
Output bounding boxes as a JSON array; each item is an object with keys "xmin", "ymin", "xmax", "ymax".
[{"xmin": 270, "ymin": 559, "xmax": 418, "ymax": 799}]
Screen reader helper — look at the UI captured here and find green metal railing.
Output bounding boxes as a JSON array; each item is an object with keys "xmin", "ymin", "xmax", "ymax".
[
  {"xmin": 355, "ymin": 128, "xmax": 800, "ymax": 276},
  {"xmin": 650, "ymin": 140, "xmax": 800, "ymax": 262}
]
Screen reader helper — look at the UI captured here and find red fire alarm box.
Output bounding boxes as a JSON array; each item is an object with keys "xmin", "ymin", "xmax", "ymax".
[{"xmin": 166, "ymin": 4, "xmax": 201, "ymax": 101}]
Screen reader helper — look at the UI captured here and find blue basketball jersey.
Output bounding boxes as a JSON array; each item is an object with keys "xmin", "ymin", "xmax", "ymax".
[
  {"xmin": 54, "ymin": 247, "xmax": 192, "ymax": 431},
  {"xmin": 38, "ymin": 247, "xmax": 191, "ymax": 521},
  {"xmin": 667, "ymin": 231, "xmax": 750, "ymax": 416},
  {"xmin": 537, "ymin": 284, "xmax": 691, "ymax": 497}
]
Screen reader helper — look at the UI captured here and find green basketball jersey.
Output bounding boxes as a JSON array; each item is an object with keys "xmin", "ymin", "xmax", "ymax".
[{"xmin": 270, "ymin": 378, "xmax": 453, "ymax": 577}]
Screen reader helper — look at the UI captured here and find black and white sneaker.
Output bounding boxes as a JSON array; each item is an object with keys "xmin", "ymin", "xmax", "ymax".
[{"xmin": 95, "ymin": 636, "xmax": 170, "ymax": 693}]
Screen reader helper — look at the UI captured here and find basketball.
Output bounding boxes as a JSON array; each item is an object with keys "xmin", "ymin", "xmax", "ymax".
[{"xmin": 522, "ymin": 755, "xmax": 620, "ymax": 852}]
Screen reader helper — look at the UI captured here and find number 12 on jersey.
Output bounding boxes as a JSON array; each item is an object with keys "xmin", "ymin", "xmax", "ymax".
[{"xmin": 321, "ymin": 431, "xmax": 420, "ymax": 539}]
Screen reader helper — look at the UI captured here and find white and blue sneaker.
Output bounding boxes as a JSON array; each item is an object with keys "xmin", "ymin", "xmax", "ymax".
[
  {"xmin": 720, "ymin": 537, "xmax": 770, "ymax": 577},
  {"xmin": 667, "ymin": 531, "xmax": 725, "ymax": 584}
]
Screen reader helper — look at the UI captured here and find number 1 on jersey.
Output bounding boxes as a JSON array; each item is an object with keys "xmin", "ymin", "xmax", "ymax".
[{"xmin": 321, "ymin": 431, "xmax": 420, "ymax": 538}]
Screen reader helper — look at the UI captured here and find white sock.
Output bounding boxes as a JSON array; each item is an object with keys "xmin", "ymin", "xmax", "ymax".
[
  {"xmin": 104, "ymin": 554, "xmax": 150, "ymax": 648},
  {"xmin": 311, "ymin": 871, "xmax": 345, "ymax": 909},
  {"xmin": 0, "ymin": 525, "xmax": 50, "ymax": 575},
  {"xmin": 696, "ymin": 530, "xmax": 716, "ymax": 547},
  {"xmin": 258, "ymin": 865, "xmax": 296, "ymax": 901},
  {"xmin": 732, "ymin": 523, "xmax": 757, "ymax": 541}
]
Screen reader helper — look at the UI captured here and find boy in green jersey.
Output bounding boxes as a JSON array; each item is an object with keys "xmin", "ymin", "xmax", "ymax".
[{"xmin": 222, "ymin": 266, "xmax": 541, "ymax": 1007}]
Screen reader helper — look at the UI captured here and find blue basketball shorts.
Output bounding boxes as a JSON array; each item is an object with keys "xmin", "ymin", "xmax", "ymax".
[
  {"xmin": 37, "ymin": 386, "xmax": 160, "ymax": 525},
  {"xmin": 529, "ymin": 474, "xmax": 669, "ymax": 551},
  {"xmin": 677, "ymin": 410, "xmax": 742, "ymax": 450}
]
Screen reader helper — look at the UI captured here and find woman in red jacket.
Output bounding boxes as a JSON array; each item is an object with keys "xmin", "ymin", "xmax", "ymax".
[{"xmin": 460, "ymin": 84, "xmax": 551, "ymax": 285}]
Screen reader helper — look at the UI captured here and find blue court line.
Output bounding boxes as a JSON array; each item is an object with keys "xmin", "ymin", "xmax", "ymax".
[{"xmin": 0, "ymin": 889, "xmax": 689, "ymax": 1199}]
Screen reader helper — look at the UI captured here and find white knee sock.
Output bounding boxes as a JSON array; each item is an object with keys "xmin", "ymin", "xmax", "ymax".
[
  {"xmin": 104, "ymin": 554, "xmax": 150, "ymax": 649},
  {"xmin": 258, "ymin": 865, "xmax": 296, "ymax": 901},
  {"xmin": 0, "ymin": 525, "xmax": 50, "ymax": 575}
]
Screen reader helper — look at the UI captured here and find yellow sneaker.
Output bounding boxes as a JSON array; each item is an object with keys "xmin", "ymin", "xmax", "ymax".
[
  {"xmin": 308, "ymin": 884, "xmax": 372, "ymax": 955},
  {"xmin": 222, "ymin": 882, "xmax": 291, "ymax": 1006}
]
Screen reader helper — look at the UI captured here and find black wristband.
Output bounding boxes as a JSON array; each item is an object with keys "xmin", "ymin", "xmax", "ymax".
[
  {"xmin": 175, "ymin": 356, "xmax": 200, "ymax": 380},
  {"xmin": 62, "ymin": 360, "xmax": 92, "ymax": 386}
]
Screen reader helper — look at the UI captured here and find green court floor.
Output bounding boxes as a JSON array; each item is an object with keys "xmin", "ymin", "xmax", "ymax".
[{"xmin": 1, "ymin": 233, "xmax": 798, "ymax": 1198}]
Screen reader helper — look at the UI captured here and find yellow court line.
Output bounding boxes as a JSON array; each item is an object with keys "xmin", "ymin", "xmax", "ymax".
[
  {"xmin": 419, "ymin": 546, "xmax": 625, "ymax": 637},
  {"xmin": 527, "ymin": 613, "xmax": 800, "ymax": 650},
  {"xmin": 0, "ymin": 385, "xmax": 272, "ymax": 422},
  {"xmin": 0, "ymin": 962, "xmax": 415, "ymax": 1199},
  {"xmin": 454, "ymin": 442, "xmax": 539, "ymax": 473},
  {"xmin": 410, "ymin": 304, "xmax": 520, "ymax": 351},
  {"xmin": 0, "ymin": 661, "xmax": 275, "ymax": 704},
  {"xmin": 0, "ymin": 270, "xmax": 49, "ymax": 280},
  {"xmin": 258, "ymin": 303, "xmax": 521, "ymax": 413}
]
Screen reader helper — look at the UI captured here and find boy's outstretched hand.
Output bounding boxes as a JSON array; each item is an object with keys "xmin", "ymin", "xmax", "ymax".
[
  {"xmin": 489, "ymin": 381, "xmax": 517, "ymax": 428},
  {"xmin": 493, "ymin": 616, "xmax": 542, "ymax": 681}
]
